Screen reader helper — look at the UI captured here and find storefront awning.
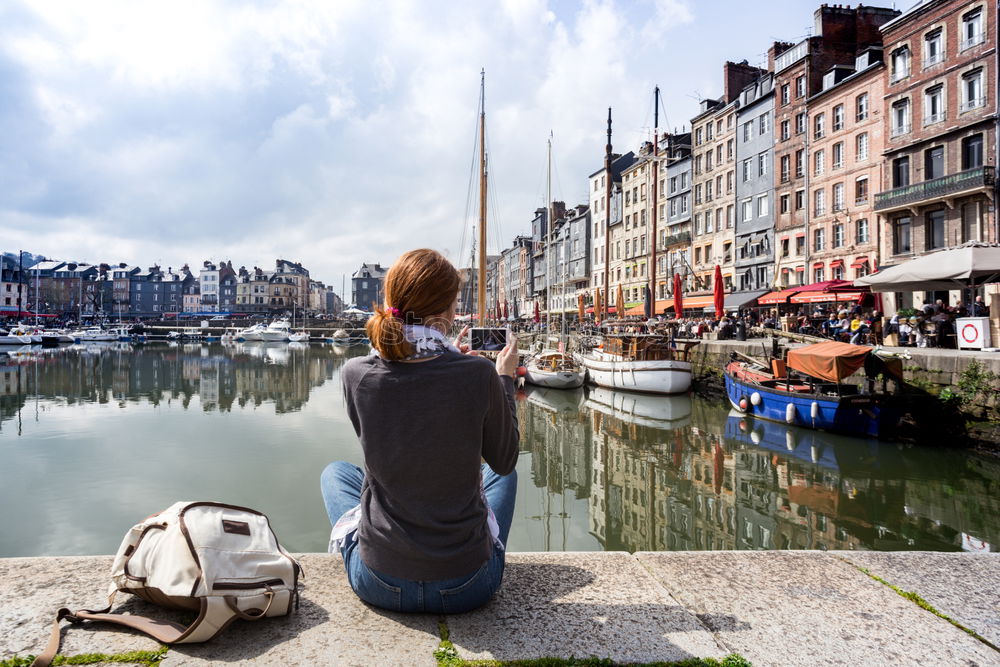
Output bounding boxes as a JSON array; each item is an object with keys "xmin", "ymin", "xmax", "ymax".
[
  {"xmin": 758, "ymin": 289, "xmax": 797, "ymax": 305},
  {"xmin": 789, "ymin": 291, "xmax": 864, "ymax": 304},
  {"xmin": 725, "ymin": 289, "xmax": 770, "ymax": 310}
]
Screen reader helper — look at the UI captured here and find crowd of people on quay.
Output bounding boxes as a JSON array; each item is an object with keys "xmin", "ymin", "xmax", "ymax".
[{"xmin": 515, "ymin": 293, "xmax": 991, "ymax": 350}]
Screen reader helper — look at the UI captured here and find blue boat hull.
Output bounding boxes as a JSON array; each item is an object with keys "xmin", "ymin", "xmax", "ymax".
[{"xmin": 724, "ymin": 368, "xmax": 899, "ymax": 440}]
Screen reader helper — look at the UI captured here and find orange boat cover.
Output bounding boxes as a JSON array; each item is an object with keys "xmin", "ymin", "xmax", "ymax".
[{"xmin": 786, "ymin": 341, "xmax": 872, "ymax": 383}]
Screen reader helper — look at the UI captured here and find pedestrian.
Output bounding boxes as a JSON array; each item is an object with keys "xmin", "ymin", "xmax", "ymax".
[
  {"xmin": 321, "ymin": 248, "xmax": 519, "ymax": 614},
  {"xmin": 972, "ymin": 295, "xmax": 990, "ymax": 317}
]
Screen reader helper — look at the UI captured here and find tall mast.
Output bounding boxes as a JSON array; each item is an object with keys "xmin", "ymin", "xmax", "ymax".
[
  {"xmin": 477, "ymin": 69, "xmax": 488, "ymax": 324},
  {"xmin": 649, "ymin": 86, "xmax": 660, "ymax": 319},
  {"xmin": 546, "ymin": 132, "xmax": 552, "ymax": 334},
  {"xmin": 603, "ymin": 108, "xmax": 612, "ymax": 321}
]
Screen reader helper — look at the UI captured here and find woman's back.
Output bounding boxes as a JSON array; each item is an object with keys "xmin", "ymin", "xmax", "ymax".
[{"xmin": 342, "ymin": 349, "xmax": 518, "ymax": 581}]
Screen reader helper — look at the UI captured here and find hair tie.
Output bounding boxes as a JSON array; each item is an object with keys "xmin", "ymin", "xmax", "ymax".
[{"xmin": 386, "ymin": 306, "xmax": 401, "ymax": 318}]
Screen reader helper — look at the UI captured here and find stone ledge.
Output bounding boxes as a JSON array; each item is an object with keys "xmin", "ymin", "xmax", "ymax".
[{"xmin": 2, "ymin": 552, "xmax": 998, "ymax": 666}]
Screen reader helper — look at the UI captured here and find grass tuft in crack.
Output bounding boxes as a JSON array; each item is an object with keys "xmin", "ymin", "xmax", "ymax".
[
  {"xmin": 1, "ymin": 647, "xmax": 168, "ymax": 667},
  {"xmin": 435, "ymin": 654, "xmax": 751, "ymax": 666},
  {"xmin": 855, "ymin": 566, "xmax": 999, "ymax": 652}
]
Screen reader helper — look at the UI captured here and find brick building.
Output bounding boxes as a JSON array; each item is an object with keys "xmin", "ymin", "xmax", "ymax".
[
  {"xmin": 806, "ymin": 47, "xmax": 887, "ymax": 287},
  {"xmin": 875, "ymin": 0, "xmax": 997, "ymax": 311},
  {"xmin": 771, "ymin": 4, "xmax": 900, "ymax": 288}
]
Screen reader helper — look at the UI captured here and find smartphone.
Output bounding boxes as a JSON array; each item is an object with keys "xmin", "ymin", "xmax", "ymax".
[{"xmin": 469, "ymin": 327, "xmax": 508, "ymax": 352}]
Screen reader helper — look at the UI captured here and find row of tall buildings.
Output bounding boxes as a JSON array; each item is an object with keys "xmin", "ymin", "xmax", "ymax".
[
  {"xmin": 0, "ymin": 256, "xmax": 344, "ymax": 318},
  {"xmin": 484, "ymin": 0, "xmax": 997, "ymax": 319}
]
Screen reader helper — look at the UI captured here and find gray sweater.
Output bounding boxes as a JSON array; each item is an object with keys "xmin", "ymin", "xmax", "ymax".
[{"xmin": 341, "ymin": 349, "xmax": 519, "ymax": 581}]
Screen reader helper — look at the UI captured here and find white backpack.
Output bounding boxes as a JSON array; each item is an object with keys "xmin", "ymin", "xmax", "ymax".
[{"xmin": 32, "ymin": 502, "xmax": 302, "ymax": 667}]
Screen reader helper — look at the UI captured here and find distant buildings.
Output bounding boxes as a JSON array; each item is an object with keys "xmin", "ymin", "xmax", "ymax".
[{"xmin": 352, "ymin": 263, "xmax": 386, "ymax": 311}]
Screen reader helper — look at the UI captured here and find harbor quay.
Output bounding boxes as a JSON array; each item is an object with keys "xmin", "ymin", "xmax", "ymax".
[{"xmin": 2, "ymin": 551, "xmax": 998, "ymax": 665}]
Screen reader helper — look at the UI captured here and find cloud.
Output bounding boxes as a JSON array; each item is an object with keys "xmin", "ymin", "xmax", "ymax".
[{"xmin": 1, "ymin": 0, "xmax": 823, "ymax": 289}]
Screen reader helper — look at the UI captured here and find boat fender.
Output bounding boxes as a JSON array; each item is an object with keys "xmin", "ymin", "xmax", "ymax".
[
  {"xmin": 810, "ymin": 401, "xmax": 819, "ymax": 420},
  {"xmin": 516, "ymin": 366, "xmax": 527, "ymax": 377},
  {"xmin": 750, "ymin": 430, "xmax": 761, "ymax": 446},
  {"xmin": 785, "ymin": 430, "xmax": 796, "ymax": 451},
  {"xmin": 810, "ymin": 445, "xmax": 821, "ymax": 464},
  {"xmin": 737, "ymin": 395, "xmax": 750, "ymax": 412},
  {"xmin": 750, "ymin": 392, "xmax": 762, "ymax": 406},
  {"xmin": 785, "ymin": 403, "xmax": 796, "ymax": 424}
]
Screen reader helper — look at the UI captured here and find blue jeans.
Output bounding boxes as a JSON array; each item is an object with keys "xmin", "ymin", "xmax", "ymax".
[{"xmin": 320, "ymin": 460, "xmax": 517, "ymax": 614}]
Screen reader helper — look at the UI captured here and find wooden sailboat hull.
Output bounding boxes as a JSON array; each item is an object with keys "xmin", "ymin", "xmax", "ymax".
[
  {"xmin": 580, "ymin": 350, "xmax": 692, "ymax": 394},
  {"xmin": 524, "ymin": 367, "xmax": 585, "ymax": 389}
]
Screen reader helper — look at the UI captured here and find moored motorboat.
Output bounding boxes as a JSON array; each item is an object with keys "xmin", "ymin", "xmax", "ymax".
[
  {"xmin": 724, "ymin": 341, "xmax": 904, "ymax": 440},
  {"xmin": 259, "ymin": 319, "xmax": 291, "ymax": 342},
  {"xmin": 579, "ymin": 331, "xmax": 698, "ymax": 395},
  {"xmin": 288, "ymin": 330, "xmax": 310, "ymax": 343}
]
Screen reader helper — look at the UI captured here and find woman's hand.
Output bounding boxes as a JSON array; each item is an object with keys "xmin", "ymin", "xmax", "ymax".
[
  {"xmin": 495, "ymin": 329, "xmax": 518, "ymax": 377},
  {"xmin": 452, "ymin": 325, "xmax": 479, "ymax": 356}
]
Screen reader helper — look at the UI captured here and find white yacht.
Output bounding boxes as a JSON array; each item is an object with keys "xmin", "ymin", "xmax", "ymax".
[
  {"xmin": 259, "ymin": 319, "xmax": 291, "ymax": 342},
  {"xmin": 74, "ymin": 328, "xmax": 118, "ymax": 342},
  {"xmin": 579, "ymin": 333, "xmax": 698, "ymax": 395},
  {"xmin": 237, "ymin": 323, "xmax": 266, "ymax": 342}
]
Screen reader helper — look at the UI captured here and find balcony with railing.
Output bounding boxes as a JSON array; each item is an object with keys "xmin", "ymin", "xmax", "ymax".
[
  {"xmin": 662, "ymin": 231, "xmax": 692, "ymax": 249},
  {"xmin": 960, "ymin": 33, "xmax": 984, "ymax": 51},
  {"xmin": 874, "ymin": 166, "xmax": 995, "ymax": 212},
  {"xmin": 960, "ymin": 97, "xmax": 985, "ymax": 113},
  {"xmin": 890, "ymin": 121, "xmax": 911, "ymax": 137}
]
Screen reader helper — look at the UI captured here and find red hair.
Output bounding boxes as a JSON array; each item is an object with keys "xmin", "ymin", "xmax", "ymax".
[{"xmin": 366, "ymin": 249, "xmax": 461, "ymax": 361}]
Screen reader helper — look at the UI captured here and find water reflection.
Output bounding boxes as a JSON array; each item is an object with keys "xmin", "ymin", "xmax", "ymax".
[
  {"xmin": 2, "ymin": 343, "xmax": 997, "ymax": 556},
  {"xmin": 519, "ymin": 386, "xmax": 999, "ymax": 553},
  {"xmin": 0, "ymin": 342, "xmax": 344, "ymax": 423}
]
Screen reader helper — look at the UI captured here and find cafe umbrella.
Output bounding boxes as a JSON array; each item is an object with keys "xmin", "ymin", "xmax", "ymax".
[{"xmin": 713, "ymin": 265, "xmax": 725, "ymax": 317}]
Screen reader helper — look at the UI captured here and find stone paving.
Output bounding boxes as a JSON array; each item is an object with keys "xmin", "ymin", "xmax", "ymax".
[{"xmin": 1, "ymin": 552, "xmax": 998, "ymax": 666}]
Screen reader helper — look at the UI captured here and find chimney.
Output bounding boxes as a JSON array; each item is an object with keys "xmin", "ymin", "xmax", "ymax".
[{"xmin": 723, "ymin": 60, "xmax": 765, "ymax": 103}]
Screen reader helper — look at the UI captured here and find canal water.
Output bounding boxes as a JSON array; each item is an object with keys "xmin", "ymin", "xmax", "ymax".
[{"xmin": 1, "ymin": 343, "xmax": 997, "ymax": 557}]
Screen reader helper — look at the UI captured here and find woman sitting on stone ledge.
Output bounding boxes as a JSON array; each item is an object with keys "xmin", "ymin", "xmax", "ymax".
[{"xmin": 321, "ymin": 248, "xmax": 520, "ymax": 614}]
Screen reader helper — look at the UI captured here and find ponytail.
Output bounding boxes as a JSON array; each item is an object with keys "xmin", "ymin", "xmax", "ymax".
[{"xmin": 366, "ymin": 305, "xmax": 413, "ymax": 361}]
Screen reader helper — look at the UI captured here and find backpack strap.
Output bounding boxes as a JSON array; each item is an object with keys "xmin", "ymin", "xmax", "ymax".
[{"xmin": 29, "ymin": 596, "xmax": 259, "ymax": 667}]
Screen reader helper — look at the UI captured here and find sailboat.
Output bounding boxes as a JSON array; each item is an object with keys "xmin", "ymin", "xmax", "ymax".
[
  {"xmin": 579, "ymin": 95, "xmax": 698, "ymax": 395},
  {"xmin": 524, "ymin": 134, "xmax": 584, "ymax": 390}
]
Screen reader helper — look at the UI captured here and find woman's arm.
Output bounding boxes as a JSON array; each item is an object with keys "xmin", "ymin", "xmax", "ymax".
[{"xmin": 481, "ymin": 368, "xmax": 519, "ymax": 476}]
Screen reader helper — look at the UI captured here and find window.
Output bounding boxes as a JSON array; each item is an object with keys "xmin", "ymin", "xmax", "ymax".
[
  {"xmin": 758, "ymin": 152, "xmax": 767, "ymax": 177},
  {"xmin": 832, "ymin": 183, "xmax": 844, "ymax": 212},
  {"xmin": 796, "ymin": 75, "xmax": 805, "ymax": 97},
  {"xmin": 726, "ymin": 171, "xmax": 734, "ymax": 193},
  {"xmin": 780, "ymin": 193, "xmax": 790, "ymax": 213},
  {"xmin": 741, "ymin": 198, "xmax": 753, "ymax": 222},
  {"xmin": 742, "ymin": 158, "xmax": 752, "ymax": 182},
  {"xmin": 669, "ymin": 199, "xmax": 677, "ymax": 217},
  {"xmin": 706, "ymin": 211, "xmax": 714, "ymax": 233},
  {"xmin": 832, "ymin": 105, "xmax": 844, "ymax": 131},
  {"xmin": 832, "ymin": 142, "xmax": 843, "ymax": 169},
  {"xmin": 795, "ymin": 235, "xmax": 805, "ymax": 255},
  {"xmin": 814, "ymin": 227, "xmax": 825, "ymax": 251},
  {"xmin": 855, "ymin": 177, "xmax": 869, "ymax": 206},
  {"xmin": 891, "ymin": 46, "xmax": 910, "ymax": 82},
  {"xmin": 923, "ymin": 85, "xmax": 944, "ymax": 125},
  {"xmin": 781, "ymin": 238, "xmax": 790, "ymax": 256},
  {"xmin": 781, "ymin": 83, "xmax": 790, "ymax": 105},
  {"xmin": 759, "ymin": 113, "xmax": 769, "ymax": 135},
  {"xmin": 814, "ymin": 267, "xmax": 825, "ymax": 283},
  {"xmin": 680, "ymin": 194, "xmax": 688, "ymax": 213},
  {"xmin": 756, "ymin": 194, "xmax": 769, "ymax": 217},
  {"xmin": 780, "ymin": 119, "xmax": 790, "ymax": 141},
  {"xmin": 694, "ymin": 213, "xmax": 702, "ymax": 235},
  {"xmin": 694, "ymin": 246, "xmax": 701, "ymax": 264},
  {"xmin": 856, "ymin": 218, "xmax": 869, "ymax": 244},
  {"xmin": 795, "ymin": 113, "xmax": 806, "ymax": 135},
  {"xmin": 893, "ymin": 216, "xmax": 912, "ymax": 253},
  {"xmin": 856, "ymin": 93, "xmax": 869, "ymax": 121},
  {"xmin": 795, "ymin": 149, "xmax": 804, "ymax": 177},
  {"xmin": 706, "ymin": 122, "xmax": 713, "ymax": 140},
  {"xmin": 962, "ymin": 201, "xmax": 983, "ymax": 241},
  {"xmin": 927, "ymin": 209, "xmax": 946, "ymax": 249},
  {"xmin": 727, "ymin": 205, "xmax": 734, "ymax": 228},
  {"xmin": 925, "ymin": 146, "xmax": 944, "ymax": 180},
  {"xmin": 814, "ymin": 113, "xmax": 825, "ymax": 139},
  {"xmin": 814, "ymin": 149, "xmax": 825, "ymax": 176},
  {"xmin": 893, "ymin": 156, "xmax": 910, "ymax": 187},
  {"xmin": 780, "ymin": 155, "xmax": 791, "ymax": 182},
  {"xmin": 680, "ymin": 172, "xmax": 688, "ymax": 188},
  {"xmin": 961, "ymin": 8, "xmax": 984, "ymax": 50},
  {"xmin": 695, "ymin": 128, "xmax": 702, "ymax": 145},
  {"xmin": 695, "ymin": 184, "xmax": 702, "ymax": 204},
  {"xmin": 856, "ymin": 132, "xmax": 869, "ymax": 160},
  {"xmin": 795, "ymin": 189, "xmax": 804, "ymax": 210},
  {"xmin": 924, "ymin": 28, "xmax": 943, "ymax": 67},
  {"xmin": 742, "ymin": 121, "xmax": 752, "ymax": 142},
  {"xmin": 961, "ymin": 69, "xmax": 984, "ymax": 112},
  {"xmin": 833, "ymin": 222, "xmax": 844, "ymax": 248},
  {"xmin": 814, "ymin": 189, "xmax": 826, "ymax": 216},
  {"xmin": 705, "ymin": 151, "xmax": 713, "ymax": 171},
  {"xmin": 963, "ymin": 134, "xmax": 984, "ymax": 169},
  {"xmin": 705, "ymin": 180, "xmax": 713, "ymax": 201},
  {"xmin": 891, "ymin": 99, "xmax": 911, "ymax": 136}
]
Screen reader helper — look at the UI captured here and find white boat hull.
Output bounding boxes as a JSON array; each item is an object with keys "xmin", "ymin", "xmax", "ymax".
[
  {"xmin": 524, "ymin": 367, "xmax": 584, "ymax": 389},
  {"xmin": 581, "ymin": 351, "xmax": 692, "ymax": 394},
  {"xmin": 0, "ymin": 335, "xmax": 34, "ymax": 345},
  {"xmin": 259, "ymin": 331, "xmax": 289, "ymax": 342}
]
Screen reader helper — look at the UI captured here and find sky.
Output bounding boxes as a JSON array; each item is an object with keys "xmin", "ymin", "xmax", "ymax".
[{"xmin": 0, "ymin": 0, "xmax": 876, "ymax": 294}]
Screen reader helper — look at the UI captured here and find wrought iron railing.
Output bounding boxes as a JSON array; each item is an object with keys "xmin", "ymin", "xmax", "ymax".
[{"xmin": 874, "ymin": 166, "xmax": 995, "ymax": 211}]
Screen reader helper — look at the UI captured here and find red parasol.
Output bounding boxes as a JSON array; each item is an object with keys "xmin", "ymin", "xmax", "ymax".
[
  {"xmin": 533, "ymin": 301, "xmax": 540, "ymax": 323},
  {"xmin": 713, "ymin": 264, "xmax": 725, "ymax": 316},
  {"xmin": 673, "ymin": 273, "xmax": 683, "ymax": 316},
  {"xmin": 503, "ymin": 300, "xmax": 509, "ymax": 320}
]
